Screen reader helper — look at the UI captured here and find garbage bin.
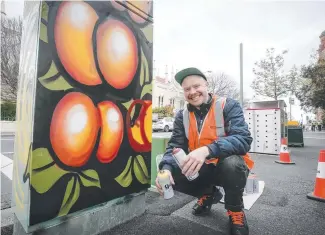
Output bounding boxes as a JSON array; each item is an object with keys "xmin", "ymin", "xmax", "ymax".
[
  {"xmin": 287, "ymin": 126, "xmax": 304, "ymax": 147},
  {"xmin": 151, "ymin": 135, "xmax": 170, "ymax": 185}
]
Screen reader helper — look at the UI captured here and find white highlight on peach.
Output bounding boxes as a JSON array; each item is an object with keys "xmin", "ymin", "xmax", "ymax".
[
  {"xmin": 109, "ymin": 29, "xmax": 129, "ymax": 61},
  {"xmin": 67, "ymin": 104, "xmax": 88, "ymax": 134},
  {"xmin": 107, "ymin": 108, "xmax": 120, "ymax": 131}
]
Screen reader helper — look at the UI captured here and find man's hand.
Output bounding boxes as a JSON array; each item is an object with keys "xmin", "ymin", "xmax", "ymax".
[
  {"xmin": 181, "ymin": 146, "xmax": 210, "ymax": 177},
  {"xmin": 155, "ymin": 169, "xmax": 175, "ymax": 196}
]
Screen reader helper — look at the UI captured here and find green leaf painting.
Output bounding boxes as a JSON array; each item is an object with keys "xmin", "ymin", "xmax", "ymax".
[
  {"xmin": 40, "ymin": 22, "xmax": 48, "ymax": 43},
  {"xmin": 58, "ymin": 176, "xmax": 80, "ymax": 217},
  {"xmin": 122, "ymin": 99, "xmax": 133, "ymax": 110},
  {"xmin": 141, "ymin": 25, "xmax": 153, "ymax": 44},
  {"xmin": 141, "ymin": 84, "xmax": 152, "ymax": 99},
  {"xmin": 115, "ymin": 156, "xmax": 133, "ymax": 187},
  {"xmin": 38, "ymin": 61, "xmax": 73, "ymax": 91},
  {"xmin": 80, "ymin": 169, "xmax": 101, "ymax": 188},
  {"xmin": 139, "ymin": 48, "xmax": 149, "ymax": 86},
  {"xmin": 41, "ymin": 2, "xmax": 49, "ymax": 22},
  {"xmin": 140, "ymin": 58, "xmax": 145, "ymax": 86},
  {"xmin": 134, "ymin": 155, "xmax": 150, "ymax": 184},
  {"xmin": 31, "ymin": 148, "xmax": 68, "ymax": 194}
]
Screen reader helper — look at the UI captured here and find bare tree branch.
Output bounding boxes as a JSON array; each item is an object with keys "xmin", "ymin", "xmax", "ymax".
[
  {"xmin": 1, "ymin": 17, "xmax": 23, "ymax": 102},
  {"xmin": 251, "ymin": 48, "xmax": 298, "ymax": 100},
  {"xmin": 207, "ymin": 72, "xmax": 239, "ymax": 99}
]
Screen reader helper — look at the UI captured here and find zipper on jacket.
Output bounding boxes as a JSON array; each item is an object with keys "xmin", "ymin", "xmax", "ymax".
[{"xmin": 196, "ymin": 108, "xmax": 212, "ymax": 148}]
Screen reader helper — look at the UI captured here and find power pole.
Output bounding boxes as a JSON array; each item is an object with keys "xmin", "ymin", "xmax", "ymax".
[
  {"xmin": 240, "ymin": 43, "xmax": 244, "ymax": 107},
  {"xmin": 289, "ymin": 97, "xmax": 294, "ymax": 121}
]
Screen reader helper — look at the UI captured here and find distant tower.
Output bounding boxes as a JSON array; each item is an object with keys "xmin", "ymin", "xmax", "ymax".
[
  {"xmin": 171, "ymin": 65, "xmax": 175, "ymax": 80},
  {"xmin": 1, "ymin": 0, "xmax": 6, "ymax": 18},
  {"xmin": 165, "ymin": 65, "xmax": 168, "ymax": 80}
]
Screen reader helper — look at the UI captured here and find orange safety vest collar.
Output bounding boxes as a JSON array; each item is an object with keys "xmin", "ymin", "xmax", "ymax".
[{"xmin": 183, "ymin": 96, "xmax": 254, "ymax": 170}]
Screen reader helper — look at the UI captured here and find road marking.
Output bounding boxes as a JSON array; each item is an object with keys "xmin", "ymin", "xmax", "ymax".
[
  {"xmin": 1, "ymin": 153, "xmax": 13, "ymax": 180},
  {"xmin": 1, "ymin": 152, "xmax": 14, "ymax": 154},
  {"xmin": 304, "ymin": 137, "xmax": 325, "ymax": 140},
  {"xmin": 304, "ymin": 132, "xmax": 325, "ymax": 134},
  {"xmin": 1, "ymin": 138, "xmax": 15, "ymax": 141}
]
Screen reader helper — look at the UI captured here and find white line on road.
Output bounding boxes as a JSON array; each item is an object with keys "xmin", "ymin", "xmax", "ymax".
[
  {"xmin": 304, "ymin": 137, "xmax": 325, "ymax": 140},
  {"xmin": 1, "ymin": 152, "xmax": 14, "ymax": 154},
  {"xmin": 1, "ymin": 138, "xmax": 14, "ymax": 141},
  {"xmin": 1, "ymin": 153, "xmax": 13, "ymax": 180}
]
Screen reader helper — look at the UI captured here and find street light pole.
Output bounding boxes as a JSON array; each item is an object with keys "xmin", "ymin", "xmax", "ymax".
[{"xmin": 240, "ymin": 43, "xmax": 244, "ymax": 107}]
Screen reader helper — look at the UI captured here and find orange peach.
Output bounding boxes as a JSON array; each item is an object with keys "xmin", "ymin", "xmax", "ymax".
[
  {"xmin": 144, "ymin": 103, "xmax": 152, "ymax": 143},
  {"xmin": 97, "ymin": 101, "xmax": 124, "ymax": 163},
  {"xmin": 50, "ymin": 92, "xmax": 99, "ymax": 167},
  {"xmin": 111, "ymin": 0, "xmax": 125, "ymax": 11},
  {"xmin": 96, "ymin": 18, "xmax": 138, "ymax": 89},
  {"xmin": 126, "ymin": 100, "xmax": 151, "ymax": 152},
  {"xmin": 127, "ymin": 1, "xmax": 152, "ymax": 24},
  {"xmin": 54, "ymin": 1, "xmax": 102, "ymax": 86}
]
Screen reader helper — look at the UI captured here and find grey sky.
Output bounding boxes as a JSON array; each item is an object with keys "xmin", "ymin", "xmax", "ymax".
[
  {"xmin": 153, "ymin": 0, "xmax": 325, "ymax": 119},
  {"xmin": 5, "ymin": 0, "xmax": 325, "ymax": 120}
]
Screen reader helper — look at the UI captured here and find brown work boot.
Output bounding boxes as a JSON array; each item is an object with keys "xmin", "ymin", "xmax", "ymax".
[
  {"xmin": 192, "ymin": 188, "xmax": 223, "ymax": 215},
  {"xmin": 227, "ymin": 210, "xmax": 249, "ymax": 235}
]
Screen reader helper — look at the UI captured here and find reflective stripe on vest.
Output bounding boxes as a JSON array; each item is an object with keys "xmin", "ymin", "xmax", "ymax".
[
  {"xmin": 183, "ymin": 96, "xmax": 226, "ymax": 139},
  {"xmin": 182, "ymin": 96, "xmax": 254, "ymax": 170}
]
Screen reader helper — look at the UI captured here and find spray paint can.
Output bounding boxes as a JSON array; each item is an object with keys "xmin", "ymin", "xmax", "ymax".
[
  {"xmin": 172, "ymin": 148, "xmax": 199, "ymax": 181},
  {"xmin": 157, "ymin": 170, "xmax": 174, "ymax": 199}
]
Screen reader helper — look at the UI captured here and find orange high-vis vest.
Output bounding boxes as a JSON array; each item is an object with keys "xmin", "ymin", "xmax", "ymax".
[{"xmin": 183, "ymin": 96, "xmax": 254, "ymax": 170}]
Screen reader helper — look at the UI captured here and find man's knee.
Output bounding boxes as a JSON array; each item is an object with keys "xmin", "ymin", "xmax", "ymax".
[{"xmin": 219, "ymin": 155, "xmax": 249, "ymax": 189}]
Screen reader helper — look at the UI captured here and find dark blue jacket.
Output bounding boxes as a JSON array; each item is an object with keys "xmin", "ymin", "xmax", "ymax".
[{"xmin": 158, "ymin": 96, "xmax": 253, "ymax": 173}]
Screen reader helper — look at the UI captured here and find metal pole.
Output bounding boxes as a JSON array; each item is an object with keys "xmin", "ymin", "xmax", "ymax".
[
  {"xmin": 290, "ymin": 103, "xmax": 292, "ymax": 121},
  {"xmin": 240, "ymin": 43, "xmax": 244, "ymax": 107}
]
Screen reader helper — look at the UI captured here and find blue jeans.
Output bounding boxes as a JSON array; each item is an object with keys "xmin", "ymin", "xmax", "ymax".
[{"xmin": 172, "ymin": 155, "xmax": 249, "ymax": 211}]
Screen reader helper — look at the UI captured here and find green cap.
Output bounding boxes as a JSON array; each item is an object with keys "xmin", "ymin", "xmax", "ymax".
[
  {"xmin": 175, "ymin": 67, "xmax": 207, "ymax": 85},
  {"xmin": 320, "ymin": 30, "xmax": 325, "ymax": 38}
]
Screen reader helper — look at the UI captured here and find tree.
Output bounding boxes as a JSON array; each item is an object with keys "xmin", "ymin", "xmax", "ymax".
[
  {"xmin": 207, "ymin": 72, "xmax": 239, "ymax": 99},
  {"xmin": 251, "ymin": 48, "xmax": 299, "ymax": 100},
  {"xmin": 1, "ymin": 17, "xmax": 23, "ymax": 102},
  {"xmin": 296, "ymin": 62, "xmax": 325, "ymax": 111}
]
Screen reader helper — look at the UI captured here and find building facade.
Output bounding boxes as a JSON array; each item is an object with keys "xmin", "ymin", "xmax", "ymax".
[{"xmin": 152, "ymin": 76, "xmax": 185, "ymax": 113}]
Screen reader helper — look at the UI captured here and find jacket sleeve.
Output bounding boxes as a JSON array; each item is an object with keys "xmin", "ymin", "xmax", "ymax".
[
  {"xmin": 207, "ymin": 98, "xmax": 253, "ymax": 158},
  {"xmin": 158, "ymin": 110, "xmax": 188, "ymax": 173}
]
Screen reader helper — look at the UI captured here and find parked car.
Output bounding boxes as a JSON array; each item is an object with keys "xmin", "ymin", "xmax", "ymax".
[{"xmin": 152, "ymin": 117, "xmax": 174, "ymax": 132}]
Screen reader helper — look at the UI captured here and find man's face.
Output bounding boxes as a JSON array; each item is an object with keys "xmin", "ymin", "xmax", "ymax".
[{"xmin": 181, "ymin": 75, "xmax": 209, "ymax": 107}]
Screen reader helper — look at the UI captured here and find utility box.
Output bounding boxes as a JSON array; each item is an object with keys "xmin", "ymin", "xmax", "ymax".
[
  {"xmin": 244, "ymin": 100, "xmax": 287, "ymax": 155},
  {"xmin": 12, "ymin": 1, "xmax": 153, "ymax": 234}
]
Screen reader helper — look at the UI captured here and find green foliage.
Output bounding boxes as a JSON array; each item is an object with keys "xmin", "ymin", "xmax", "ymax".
[
  {"xmin": 1, "ymin": 102, "xmax": 16, "ymax": 120},
  {"xmin": 296, "ymin": 63, "xmax": 325, "ymax": 111},
  {"xmin": 251, "ymin": 48, "xmax": 300, "ymax": 100},
  {"xmin": 152, "ymin": 105, "xmax": 174, "ymax": 117}
]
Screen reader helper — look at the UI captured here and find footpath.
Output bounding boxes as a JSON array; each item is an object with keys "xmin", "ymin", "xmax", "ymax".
[{"xmin": 2, "ymin": 151, "xmax": 325, "ymax": 235}]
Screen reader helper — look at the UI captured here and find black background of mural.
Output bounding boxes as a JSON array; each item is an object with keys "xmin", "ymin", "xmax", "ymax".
[{"xmin": 30, "ymin": 1, "xmax": 153, "ymax": 225}]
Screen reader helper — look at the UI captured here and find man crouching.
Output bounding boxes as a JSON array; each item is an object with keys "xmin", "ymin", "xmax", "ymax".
[{"xmin": 155, "ymin": 67, "xmax": 253, "ymax": 235}]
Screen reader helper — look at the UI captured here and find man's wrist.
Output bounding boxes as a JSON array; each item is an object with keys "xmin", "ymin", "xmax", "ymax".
[{"xmin": 206, "ymin": 145, "xmax": 214, "ymax": 159}]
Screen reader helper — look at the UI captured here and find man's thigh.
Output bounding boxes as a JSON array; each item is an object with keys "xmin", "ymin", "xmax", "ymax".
[{"xmin": 172, "ymin": 163, "xmax": 222, "ymax": 197}]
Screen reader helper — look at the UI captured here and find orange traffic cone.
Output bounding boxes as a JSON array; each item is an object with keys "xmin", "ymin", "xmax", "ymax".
[
  {"xmin": 275, "ymin": 137, "xmax": 295, "ymax": 164},
  {"xmin": 307, "ymin": 150, "xmax": 325, "ymax": 202}
]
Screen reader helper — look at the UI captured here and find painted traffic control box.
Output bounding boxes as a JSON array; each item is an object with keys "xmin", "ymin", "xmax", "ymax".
[{"xmin": 12, "ymin": 0, "xmax": 153, "ymax": 232}]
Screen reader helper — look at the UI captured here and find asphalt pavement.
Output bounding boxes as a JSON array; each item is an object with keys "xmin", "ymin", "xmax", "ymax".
[{"xmin": 1, "ymin": 131, "xmax": 325, "ymax": 234}]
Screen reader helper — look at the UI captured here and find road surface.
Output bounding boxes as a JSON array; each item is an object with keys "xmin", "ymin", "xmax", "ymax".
[{"xmin": 1, "ymin": 131, "xmax": 325, "ymax": 230}]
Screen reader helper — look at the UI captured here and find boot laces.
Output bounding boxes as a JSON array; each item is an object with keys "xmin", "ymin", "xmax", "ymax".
[
  {"xmin": 197, "ymin": 195, "xmax": 209, "ymax": 206},
  {"xmin": 227, "ymin": 210, "xmax": 244, "ymax": 225}
]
